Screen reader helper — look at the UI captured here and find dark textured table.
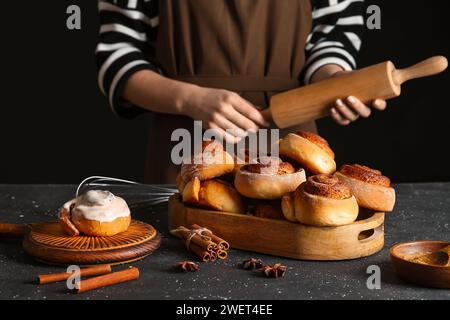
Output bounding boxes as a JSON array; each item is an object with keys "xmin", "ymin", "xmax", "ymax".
[{"xmin": 0, "ymin": 184, "xmax": 449, "ymax": 300}]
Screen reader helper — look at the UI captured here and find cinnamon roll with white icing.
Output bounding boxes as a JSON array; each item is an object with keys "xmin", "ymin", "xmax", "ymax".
[{"xmin": 59, "ymin": 190, "xmax": 131, "ymax": 237}]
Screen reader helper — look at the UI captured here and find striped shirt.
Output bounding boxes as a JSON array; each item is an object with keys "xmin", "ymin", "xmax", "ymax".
[{"xmin": 96, "ymin": 0, "xmax": 365, "ymax": 118}]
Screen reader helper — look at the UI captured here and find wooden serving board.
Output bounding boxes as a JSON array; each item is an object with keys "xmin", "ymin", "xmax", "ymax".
[
  {"xmin": 0, "ymin": 220, "xmax": 161, "ymax": 266},
  {"xmin": 168, "ymin": 195, "xmax": 385, "ymax": 261}
]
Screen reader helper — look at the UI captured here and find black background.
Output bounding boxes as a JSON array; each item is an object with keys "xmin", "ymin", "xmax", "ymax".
[{"xmin": 0, "ymin": 0, "xmax": 449, "ymax": 184}]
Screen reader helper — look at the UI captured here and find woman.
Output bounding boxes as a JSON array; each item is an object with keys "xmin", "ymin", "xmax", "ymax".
[{"xmin": 96, "ymin": 0, "xmax": 387, "ymax": 183}]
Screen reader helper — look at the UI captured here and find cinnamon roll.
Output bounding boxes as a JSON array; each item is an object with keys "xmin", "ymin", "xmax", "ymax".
[
  {"xmin": 253, "ymin": 200, "xmax": 285, "ymax": 220},
  {"xmin": 232, "ymin": 148, "xmax": 253, "ymax": 175},
  {"xmin": 181, "ymin": 177, "xmax": 201, "ymax": 206},
  {"xmin": 281, "ymin": 175, "xmax": 359, "ymax": 227},
  {"xmin": 59, "ymin": 190, "xmax": 131, "ymax": 237},
  {"xmin": 279, "ymin": 131, "xmax": 336, "ymax": 174},
  {"xmin": 234, "ymin": 157, "xmax": 306, "ymax": 199},
  {"xmin": 334, "ymin": 164, "xmax": 396, "ymax": 212},
  {"xmin": 182, "ymin": 179, "xmax": 246, "ymax": 214},
  {"xmin": 181, "ymin": 140, "xmax": 234, "ymax": 182}
]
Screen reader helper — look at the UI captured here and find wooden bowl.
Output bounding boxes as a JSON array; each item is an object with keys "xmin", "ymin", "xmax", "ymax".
[
  {"xmin": 390, "ymin": 241, "xmax": 450, "ymax": 289},
  {"xmin": 168, "ymin": 194, "xmax": 385, "ymax": 261}
]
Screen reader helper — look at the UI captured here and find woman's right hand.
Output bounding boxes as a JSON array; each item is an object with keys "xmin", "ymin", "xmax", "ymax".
[{"xmin": 181, "ymin": 86, "xmax": 270, "ymax": 143}]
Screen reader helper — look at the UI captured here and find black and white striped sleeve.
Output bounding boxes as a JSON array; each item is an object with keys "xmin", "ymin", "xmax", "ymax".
[
  {"xmin": 304, "ymin": 0, "xmax": 365, "ymax": 84},
  {"xmin": 95, "ymin": 0, "xmax": 159, "ymax": 118}
]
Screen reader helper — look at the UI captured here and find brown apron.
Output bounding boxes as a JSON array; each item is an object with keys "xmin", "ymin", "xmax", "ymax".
[{"xmin": 145, "ymin": 0, "xmax": 314, "ymax": 183}]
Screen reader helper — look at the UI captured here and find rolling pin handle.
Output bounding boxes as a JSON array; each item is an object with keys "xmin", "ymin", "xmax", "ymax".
[
  {"xmin": 0, "ymin": 223, "xmax": 30, "ymax": 238},
  {"xmin": 393, "ymin": 56, "xmax": 448, "ymax": 86}
]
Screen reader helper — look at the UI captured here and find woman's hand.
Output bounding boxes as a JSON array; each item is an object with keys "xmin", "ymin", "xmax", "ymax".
[
  {"xmin": 181, "ymin": 86, "xmax": 270, "ymax": 143},
  {"xmin": 311, "ymin": 64, "xmax": 388, "ymax": 126},
  {"xmin": 123, "ymin": 70, "xmax": 269, "ymax": 143},
  {"xmin": 330, "ymin": 96, "xmax": 387, "ymax": 126}
]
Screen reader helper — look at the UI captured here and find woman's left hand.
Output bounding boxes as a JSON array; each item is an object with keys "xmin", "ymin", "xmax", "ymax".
[
  {"xmin": 311, "ymin": 65, "xmax": 388, "ymax": 126},
  {"xmin": 330, "ymin": 96, "xmax": 387, "ymax": 126}
]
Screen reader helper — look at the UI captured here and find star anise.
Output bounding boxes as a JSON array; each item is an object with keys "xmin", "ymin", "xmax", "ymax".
[
  {"xmin": 241, "ymin": 258, "xmax": 264, "ymax": 270},
  {"xmin": 176, "ymin": 261, "xmax": 199, "ymax": 272},
  {"xmin": 261, "ymin": 263, "xmax": 287, "ymax": 278}
]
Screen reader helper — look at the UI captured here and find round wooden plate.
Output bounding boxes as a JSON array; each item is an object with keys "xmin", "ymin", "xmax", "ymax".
[{"xmin": 21, "ymin": 220, "xmax": 161, "ymax": 266}]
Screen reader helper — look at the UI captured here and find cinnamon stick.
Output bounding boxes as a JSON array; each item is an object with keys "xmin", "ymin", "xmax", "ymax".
[
  {"xmin": 192, "ymin": 224, "xmax": 230, "ymax": 250},
  {"xmin": 38, "ymin": 264, "xmax": 112, "ymax": 285},
  {"xmin": 76, "ymin": 267, "xmax": 139, "ymax": 294},
  {"xmin": 216, "ymin": 250, "xmax": 228, "ymax": 260},
  {"xmin": 170, "ymin": 226, "xmax": 217, "ymax": 251},
  {"xmin": 170, "ymin": 226, "xmax": 214, "ymax": 262},
  {"xmin": 209, "ymin": 250, "xmax": 217, "ymax": 262},
  {"xmin": 190, "ymin": 243, "xmax": 211, "ymax": 263}
]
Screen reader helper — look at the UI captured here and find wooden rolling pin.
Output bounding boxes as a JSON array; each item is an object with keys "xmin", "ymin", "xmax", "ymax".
[
  {"xmin": 0, "ymin": 223, "xmax": 31, "ymax": 238},
  {"xmin": 266, "ymin": 56, "xmax": 448, "ymax": 128}
]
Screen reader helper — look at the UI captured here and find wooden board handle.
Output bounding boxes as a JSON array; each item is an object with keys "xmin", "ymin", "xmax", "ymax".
[
  {"xmin": 0, "ymin": 223, "xmax": 30, "ymax": 238},
  {"xmin": 351, "ymin": 211, "xmax": 384, "ymax": 245},
  {"xmin": 393, "ymin": 56, "xmax": 448, "ymax": 85},
  {"xmin": 437, "ymin": 245, "xmax": 450, "ymax": 255},
  {"xmin": 358, "ymin": 224, "xmax": 384, "ymax": 243}
]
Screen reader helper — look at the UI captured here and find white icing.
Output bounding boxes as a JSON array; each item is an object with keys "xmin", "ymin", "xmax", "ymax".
[{"xmin": 71, "ymin": 190, "xmax": 130, "ymax": 223}]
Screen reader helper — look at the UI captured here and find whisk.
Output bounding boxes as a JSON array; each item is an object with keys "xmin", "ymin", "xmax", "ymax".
[{"xmin": 75, "ymin": 176, "xmax": 178, "ymax": 210}]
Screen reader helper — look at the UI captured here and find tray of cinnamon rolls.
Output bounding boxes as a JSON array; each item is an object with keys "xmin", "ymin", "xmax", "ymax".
[{"xmin": 169, "ymin": 132, "xmax": 396, "ymax": 260}]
